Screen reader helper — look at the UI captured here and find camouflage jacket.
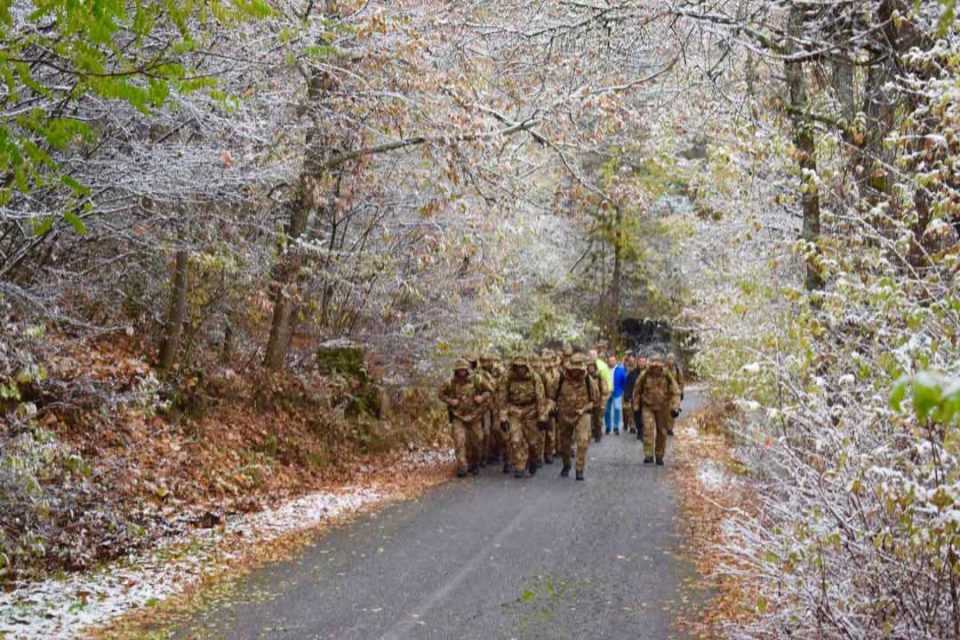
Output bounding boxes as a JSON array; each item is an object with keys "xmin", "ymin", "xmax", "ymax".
[
  {"xmin": 480, "ymin": 365, "xmax": 504, "ymax": 411},
  {"xmin": 586, "ymin": 372, "xmax": 607, "ymax": 406},
  {"xmin": 555, "ymin": 372, "xmax": 598, "ymax": 422},
  {"xmin": 632, "ymin": 364, "xmax": 681, "ymax": 412},
  {"xmin": 499, "ymin": 371, "xmax": 547, "ymax": 422},
  {"xmin": 541, "ymin": 367, "xmax": 561, "ymax": 410},
  {"xmin": 440, "ymin": 373, "xmax": 494, "ymax": 422}
]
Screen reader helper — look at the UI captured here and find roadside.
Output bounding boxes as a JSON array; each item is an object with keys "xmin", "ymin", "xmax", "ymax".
[
  {"xmin": 0, "ymin": 449, "xmax": 454, "ymax": 640},
  {"xmin": 670, "ymin": 389, "xmax": 758, "ymax": 639},
  {"xmin": 106, "ymin": 388, "xmax": 708, "ymax": 640}
]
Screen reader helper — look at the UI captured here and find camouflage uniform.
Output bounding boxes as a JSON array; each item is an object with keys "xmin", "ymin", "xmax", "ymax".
[
  {"xmin": 499, "ymin": 356, "xmax": 548, "ymax": 478},
  {"xmin": 632, "ymin": 361, "xmax": 681, "ymax": 464},
  {"xmin": 586, "ymin": 363, "xmax": 608, "ymax": 443},
  {"xmin": 440, "ymin": 359, "xmax": 494, "ymax": 476},
  {"xmin": 479, "ymin": 354, "xmax": 507, "ymax": 468},
  {"xmin": 556, "ymin": 355, "xmax": 598, "ymax": 480},
  {"xmin": 539, "ymin": 351, "xmax": 561, "ymax": 464}
]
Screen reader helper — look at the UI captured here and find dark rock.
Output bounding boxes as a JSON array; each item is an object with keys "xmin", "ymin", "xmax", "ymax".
[{"xmin": 317, "ymin": 339, "xmax": 366, "ymax": 379}]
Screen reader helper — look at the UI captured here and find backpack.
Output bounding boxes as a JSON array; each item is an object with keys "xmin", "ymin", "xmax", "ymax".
[{"xmin": 556, "ymin": 372, "xmax": 593, "ymax": 404}]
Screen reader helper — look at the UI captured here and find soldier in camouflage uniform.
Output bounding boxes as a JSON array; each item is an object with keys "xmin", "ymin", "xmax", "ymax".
[
  {"xmin": 631, "ymin": 358, "xmax": 681, "ymax": 465},
  {"xmin": 539, "ymin": 350, "xmax": 561, "ymax": 465},
  {"xmin": 440, "ymin": 359, "xmax": 494, "ymax": 477},
  {"xmin": 499, "ymin": 356, "xmax": 548, "ymax": 478},
  {"xmin": 556, "ymin": 354, "xmax": 598, "ymax": 481},
  {"xmin": 585, "ymin": 359, "xmax": 607, "ymax": 443},
  {"xmin": 479, "ymin": 353, "xmax": 509, "ymax": 470}
]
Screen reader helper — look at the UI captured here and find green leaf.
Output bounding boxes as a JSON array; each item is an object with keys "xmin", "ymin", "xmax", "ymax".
[
  {"xmin": 938, "ymin": 0, "xmax": 957, "ymax": 36},
  {"xmin": 890, "ymin": 379, "xmax": 907, "ymax": 411},
  {"xmin": 63, "ymin": 211, "xmax": 87, "ymax": 235},
  {"xmin": 757, "ymin": 595, "xmax": 768, "ymax": 613},
  {"xmin": 61, "ymin": 174, "xmax": 91, "ymax": 196},
  {"xmin": 31, "ymin": 215, "xmax": 55, "ymax": 237}
]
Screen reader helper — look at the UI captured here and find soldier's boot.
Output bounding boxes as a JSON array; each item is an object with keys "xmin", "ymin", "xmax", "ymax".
[
  {"xmin": 643, "ymin": 456, "xmax": 654, "ymax": 465},
  {"xmin": 667, "ymin": 429, "xmax": 674, "ymax": 436},
  {"xmin": 543, "ymin": 454, "xmax": 554, "ymax": 465},
  {"xmin": 656, "ymin": 457, "xmax": 664, "ymax": 466},
  {"xmin": 469, "ymin": 463, "xmax": 480, "ymax": 475},
  {"xmin": 575, "ymin": 470, "xmax": 584, "ymax": 481},
  {"xmin": 456, "ymin": 468, "xmax": 468, "ymax": 478},
  {"xmin": 528, "ymin": 461, "xmax": 538, "ymax": 476},
  {"xmin": 503, "ymin": 462, "xmax": 513, "ymax": 474},
  {"xmin": 560, "ymin": 463, "xmax": 571, "ymax": 477},
  {"xmin": 514, "ymin": 467, "xmax": 526, "ymax": 479}
]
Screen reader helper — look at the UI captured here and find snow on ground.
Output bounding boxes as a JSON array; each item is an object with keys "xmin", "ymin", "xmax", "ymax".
[
  {"xmin": 697, "ymin": 460, "xmax": 732, "ymax": 492},
  {"xmin": 0, "ymin": 448, "xmax": 454, "ymax": 640}
]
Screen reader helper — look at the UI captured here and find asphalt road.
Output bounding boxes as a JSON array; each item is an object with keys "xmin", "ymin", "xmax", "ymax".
[{"xmin": 173, "ymin": 390, "xmax": 704, "ymax": 640}]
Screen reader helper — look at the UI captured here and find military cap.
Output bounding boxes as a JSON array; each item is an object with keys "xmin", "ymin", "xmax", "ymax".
[{"xmin": 453, "ymin": 358, "xmax": 471, "ymax": 371}]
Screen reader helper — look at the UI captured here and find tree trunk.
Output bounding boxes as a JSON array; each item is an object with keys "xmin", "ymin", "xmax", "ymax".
[
  {"xmin": 263, "ymin": 0, "xmax": 341, "ymax": 370},
  {"xmin": 785, "ymin": 7, "xmax": 823, "ymax": 291},
  {"xmin": 859, "ymin": 0, "xmax": 898, "ymax": 203},
  {"xmin": 159, "ymin": 244, "xmax": 189, "ymax": 371},
  {"xmin": 609, "ymin": 205, "xmax": 623, "ymax": 348},
  {"xmin": 263, "ymin": 193, "xmax": 312, "ymax": 370}
]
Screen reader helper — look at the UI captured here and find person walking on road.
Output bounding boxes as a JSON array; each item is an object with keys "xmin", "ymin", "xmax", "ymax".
[
  {"xmin": 631, "ymin": 358, "xmax": 681, "ymax": 466},
  {"xmin": 500, "ymin": 356, "xmax": 549, "ymax": 478},
  {"xmin": 555, "ymin": 354, "xmax": 598, "ymax": 481},
  {"xmin": 440, "ymin": 359, "xmax": 494, "ymax": 477},
  {"xmin": 623, "ymin": 354, "xmax": 639, "ymax": 434},
  {"xmin": 606, "ymin": 355, "xmax": 626, "ymax": 435},
  {"xmin": 585, "ymin": 355, "xmax": 607, "ymax": 443}
]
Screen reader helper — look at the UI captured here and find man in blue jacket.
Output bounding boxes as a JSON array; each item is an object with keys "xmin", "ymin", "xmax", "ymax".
[{"xmin": 605, "ymin": 355, "xmax": 627, "ymax": 435}]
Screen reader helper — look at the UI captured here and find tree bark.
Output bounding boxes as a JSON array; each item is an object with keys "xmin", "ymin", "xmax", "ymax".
[
  {"xmin": 159, "ymin": 243, "xmax": 189, "ymax": 371},
  {"xmin": 609, "ymin": 205, "xmax": 623, "ymax": 348},
  {"xmin": 785, "ymin": 7, "xmax": 823, "ymax": 291},
  {"xmin": 263, "ymin": 0, "xmax": 341, "ymax": 370}
]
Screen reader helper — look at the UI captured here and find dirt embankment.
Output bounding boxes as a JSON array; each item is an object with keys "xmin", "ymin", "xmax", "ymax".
[
  {"xmin": 671, "ymin": 398, "xmax": 760, "ymax": 639},
  {"xmin": 1, "ymin": 332, "xmax": 449, "ymax": 585}
]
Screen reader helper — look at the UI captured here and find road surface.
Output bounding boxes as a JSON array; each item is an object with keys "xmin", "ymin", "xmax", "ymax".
[{"xmin": 173, "ymin": 391, "xmax": 704, "ymax": 640}]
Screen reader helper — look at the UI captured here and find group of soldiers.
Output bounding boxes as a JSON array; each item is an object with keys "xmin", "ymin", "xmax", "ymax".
[{"xmin": 439, "ymin": 346, "xmax": 684, "ymax": 482}]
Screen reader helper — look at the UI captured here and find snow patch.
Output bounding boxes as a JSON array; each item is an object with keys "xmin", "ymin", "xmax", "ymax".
[
  {"xmin": 697, "ymin": 461, "xmax": 732, "ymax": 492},
  {"xmin": 0, "ymin": 449, "xmax": 450, "ymax": 640}
]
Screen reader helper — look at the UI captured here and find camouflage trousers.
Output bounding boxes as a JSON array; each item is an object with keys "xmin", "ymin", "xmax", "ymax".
[
  {"xmin": 540, "ymin": 416, "xmax": 557, "ymax": 460},
  {"xmin": 509, "ymin": 416, "xmax": 542, "ymax": 471},
  {"xmin": 641, "ymin": 406, "xmax": 671, "ymax": 460},
  {"xmin": 558, "ymin": 413, "xmax": 591, "ymax": 472},
  {"xmin": 485, "ymin": 409, "xmax": 508, "ymax": 461},
  {"xmin": 452, "ymin": 417, "xmax": 483, "ymax": 472},
  {"xmin": 591, "ymin": 408, "xmax": 603, "ymax": 442}
]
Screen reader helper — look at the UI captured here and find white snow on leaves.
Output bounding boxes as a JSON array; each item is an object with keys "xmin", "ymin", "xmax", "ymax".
[{"xmin": 697, "ymin": 460, "xmax": 734, "ymax": 492}]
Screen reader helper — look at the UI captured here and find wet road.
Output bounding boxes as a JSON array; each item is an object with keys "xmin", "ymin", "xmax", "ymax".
[{"xmin": 173, "ymin": 391, "xmax": 704, "ymax": 640}]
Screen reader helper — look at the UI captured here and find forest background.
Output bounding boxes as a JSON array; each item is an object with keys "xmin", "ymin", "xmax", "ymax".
[{"xmin": 2, "ymin": 1, "xmax": 959, "ymax": 637}]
